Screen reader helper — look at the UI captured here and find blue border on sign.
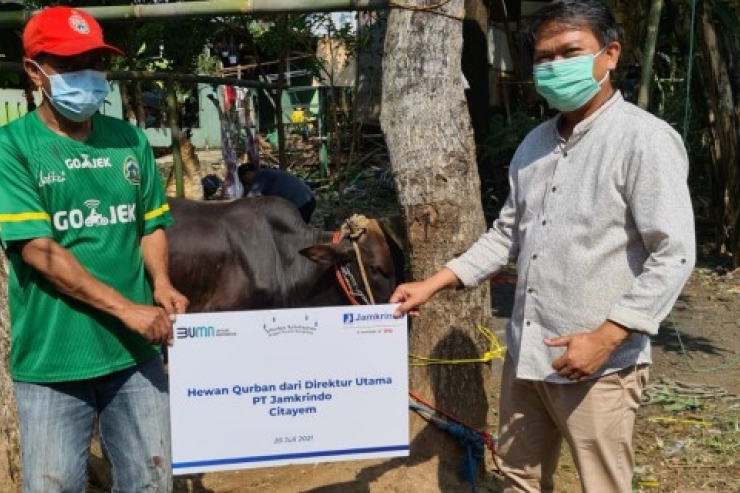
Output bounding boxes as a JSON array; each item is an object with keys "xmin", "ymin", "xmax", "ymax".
[{"xmin": 173, "ymin": 444, "xmax": 410, "ymax": 469}]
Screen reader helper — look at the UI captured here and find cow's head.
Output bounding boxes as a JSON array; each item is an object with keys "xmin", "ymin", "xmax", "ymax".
[{"xmin": 299, "ymin": 217, "xmax": 397, "ymax": 304}]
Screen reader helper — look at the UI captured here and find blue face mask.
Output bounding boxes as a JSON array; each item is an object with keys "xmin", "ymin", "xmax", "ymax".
[
  {"xmin": 32, "ymin": 61, "xmax": 109, "ymax": 122},
  {"xmin": 533, "ymin": 48, "xmax": 608, "ymax": 112}
]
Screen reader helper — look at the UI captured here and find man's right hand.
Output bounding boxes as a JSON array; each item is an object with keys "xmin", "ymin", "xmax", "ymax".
[
  {"xmin": 390, "ymin": 281, "xmax": 436, "ymax": 317},
  {"xmin": 390, "ymin": 268, "xmax": 462, "ymax": 317},
  {"xmin": 119, "ymin": 303, "xmax": 175, "ymax": 346}
]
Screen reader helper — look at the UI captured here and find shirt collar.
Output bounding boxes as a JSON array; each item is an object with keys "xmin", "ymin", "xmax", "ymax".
[{"xmin": 552, "ymin": 90, "xmax": 623, "ymax": 147}]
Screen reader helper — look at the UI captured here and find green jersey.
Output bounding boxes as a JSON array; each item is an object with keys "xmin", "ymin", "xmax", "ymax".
[{"xmin": 0, "ymin": 111, "xmax": 172, "ymax": 383}]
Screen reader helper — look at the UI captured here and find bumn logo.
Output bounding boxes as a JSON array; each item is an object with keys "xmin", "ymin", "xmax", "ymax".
[{"xmin": 176, "ymin": 326, "xmax": 216, "ymax": 339}]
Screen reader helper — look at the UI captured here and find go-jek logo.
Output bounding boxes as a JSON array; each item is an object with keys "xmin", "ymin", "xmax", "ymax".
[
  {"xmin": 64, "ymin": 153, "xmax": 112, "ymax": 170},
  {"xmin": 53, "ymin": 200, "xmax": 136, "ymax": 231}
]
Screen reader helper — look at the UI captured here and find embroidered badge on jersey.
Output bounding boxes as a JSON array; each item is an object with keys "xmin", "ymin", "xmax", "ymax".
[{"xmin": 123, "ymin": 156, "xmax": 141, "ymax": 185}]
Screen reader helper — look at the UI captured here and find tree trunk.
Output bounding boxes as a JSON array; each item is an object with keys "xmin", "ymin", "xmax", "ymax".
[
  {"xmin": 0, "ymin": 251, "xmax": 21, "ymax": 491},
  {"xmin": 603, "ymin": 0, "xmax": 644, "ymax": 66},
  {"xmin": 381, "ymin": 1, "xmax": 494, "ymax": 489},
  {"xmin": 462, "ymin": 0, "xmax": 491, "ymax": 150},
  {"xmin": 697, "ymin": 0, "xmax": 740, "ymax": 263}
]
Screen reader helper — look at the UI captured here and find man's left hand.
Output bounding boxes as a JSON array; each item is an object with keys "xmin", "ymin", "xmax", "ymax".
[
  {"xmin": 545, "ymin": 320, "xmax": 631, "ymax": 381},
  {"xmin": 153, "ymin": 283, "xmax": 190, "ymax": 315}
]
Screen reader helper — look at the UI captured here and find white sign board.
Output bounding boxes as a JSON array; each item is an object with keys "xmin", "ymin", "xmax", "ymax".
[{"xmin": 168, "ymin": 304, "xmax": 409, "ymax": 475}]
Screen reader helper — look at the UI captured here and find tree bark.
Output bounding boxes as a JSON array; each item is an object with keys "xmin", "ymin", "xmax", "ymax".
[
  {"xmin": 697, "ymin": 0, "xmax": 740, "ymax": 263},
  {"xmin": 462, "ymin": 0, "xmax": 491, "ymax": 149},
  {"xmin": 381, "ymin": 1, "xmax": 493, "ymax": 489},
  {"xmin": 603, "ymin": 0, "xmax": 644, "ymax": 66},
  {"xmin": 0, "ymin": 250, "xmax": 21, "ymax": 491}
]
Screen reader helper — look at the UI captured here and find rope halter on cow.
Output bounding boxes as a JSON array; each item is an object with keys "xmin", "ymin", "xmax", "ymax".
[{"xmin": 332, "ymin": 214, "xmax": 376, "ymax": 305}]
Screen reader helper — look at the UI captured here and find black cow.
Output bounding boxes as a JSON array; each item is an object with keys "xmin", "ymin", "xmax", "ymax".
[{"xmin": 166, "ymin": 196, "xmax": 397, "ymax": 312}]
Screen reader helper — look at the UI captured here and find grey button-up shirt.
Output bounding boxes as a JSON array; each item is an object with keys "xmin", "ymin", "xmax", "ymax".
[{"xmin": 447, "ymin": 92, "xmax": 695, "ymax": 382}]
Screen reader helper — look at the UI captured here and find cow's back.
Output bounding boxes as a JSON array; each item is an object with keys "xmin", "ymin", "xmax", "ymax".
[
  {"xmin": 166, "ymin": 197, "xmax": 324, "ymax": 311},
  {"xmin": 166, "ymin": 196, "xmax": 399, "ymax": 312}
]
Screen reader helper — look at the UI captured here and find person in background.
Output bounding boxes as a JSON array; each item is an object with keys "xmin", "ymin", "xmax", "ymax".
[
  {"xmin": 390, "ymin": 1, "xmax": 695, "ymax": 491},
  {"xmin": 237, "ymin": 163, "xmax": 316, "ymax": 224},
  {"xmin": 202, "ymin": 173, "xmax": 223, "ymax": 200},
  {"xmin": 0, "ymin": 6, "xmax": 188, "ymax": 491},
  {"xmin": 141, "ymin": 90, "xmax": 163, "ymax": 128}
]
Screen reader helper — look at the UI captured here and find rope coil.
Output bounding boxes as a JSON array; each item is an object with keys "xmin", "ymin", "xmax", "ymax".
[
  {"xmin": 409, "ymin": 391, "xmax": 498, "ymax": 493},
  {"xmin": 410, "ymin": 325, "xmax": 505, "ymax": 366}
]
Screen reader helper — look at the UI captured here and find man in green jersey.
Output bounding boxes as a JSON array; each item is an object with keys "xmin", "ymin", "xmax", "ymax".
[{"xmin": 0, "ymin": 7, "xmax": 189, "ymax": 491}]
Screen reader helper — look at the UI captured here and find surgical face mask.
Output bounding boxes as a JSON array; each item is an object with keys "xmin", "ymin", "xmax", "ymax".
[
  {"xmin": 533, "ymin": 48, "xmax": 608, "ymax": 112},
  {"xmin": 31, "ymin": 61, "xmax": 109, "ymax": 122}
]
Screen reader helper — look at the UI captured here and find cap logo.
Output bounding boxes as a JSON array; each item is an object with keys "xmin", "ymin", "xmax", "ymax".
[{"xmin": 68, "ymin": 13, "xmax": 90, "ymax": 35}]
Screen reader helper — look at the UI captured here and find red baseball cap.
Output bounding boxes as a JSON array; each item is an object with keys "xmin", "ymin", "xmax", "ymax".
[{"xmin": 22, "ymin": 6, "xmax": 124, "ymax": 59}]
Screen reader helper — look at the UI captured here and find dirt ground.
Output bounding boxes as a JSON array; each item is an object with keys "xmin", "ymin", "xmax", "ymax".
[{"xmin": 153, "ymin": 250, "xmax": 740, "ymax": 493}]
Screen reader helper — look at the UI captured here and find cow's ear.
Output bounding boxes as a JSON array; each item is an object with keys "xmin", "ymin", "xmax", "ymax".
[{"xmin": 300, "ymin": 243, "xmax": 355, "ymax": 265}]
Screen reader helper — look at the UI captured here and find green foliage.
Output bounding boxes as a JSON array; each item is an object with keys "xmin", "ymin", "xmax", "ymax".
[
  {"xmin": 26, "ymin": 0, "xmax": 215, "ymax": 75},
  {"xmin": 713, "ymin": 0, "xmax": 740, "ymax": 34},
  {"xmin": 647, "ymin": 385, "xmax": 703, "ymax": 412},
  {"xmin": 478, "ymin": 111, "xmax": 543, "ymax": 219},
  {"xmin": 194, "ymin": 51, "xmax": 221, "ymax": 76},
  {"xmin": 482, "ymin": 112, "xmax": 543, "ymax": 163},
  {"xmin": 240, "ymin": 14, "xmax": 356, "ymax": 82}
]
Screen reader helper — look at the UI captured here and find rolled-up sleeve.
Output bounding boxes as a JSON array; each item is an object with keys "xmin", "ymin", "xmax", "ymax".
[{"xmin": 607, "ymin": 127, "xmax": 696, "ymax": 334}]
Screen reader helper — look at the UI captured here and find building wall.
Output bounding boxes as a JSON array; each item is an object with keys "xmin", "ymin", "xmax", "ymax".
[{"xmin": 0, "ymin": 83, "xmax": 222, "ymax": 149}]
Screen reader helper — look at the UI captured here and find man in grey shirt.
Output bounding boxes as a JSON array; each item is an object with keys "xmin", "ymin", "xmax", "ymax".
[{"xmin": 391, "ymin": 1, "xmax": 695, "ymax": 491}]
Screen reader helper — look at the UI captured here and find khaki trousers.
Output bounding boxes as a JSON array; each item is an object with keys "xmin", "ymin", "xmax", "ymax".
[{"xmin": 496, "ymin": 355, "xmax": 648, "ymax": 493}]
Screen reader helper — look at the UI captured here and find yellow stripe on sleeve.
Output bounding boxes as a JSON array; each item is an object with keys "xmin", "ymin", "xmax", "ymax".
[
  {"xmin": 0, "ymin": 212, "xmax": 51, "ymax": 223},
  {"xmin": 143, "ymin": 203, "xmax": 170, "ymax": 221}
]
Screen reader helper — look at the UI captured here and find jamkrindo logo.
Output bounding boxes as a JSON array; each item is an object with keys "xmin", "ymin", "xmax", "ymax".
[{"xmin": 342, "ymin": 312, "xmax": 396, "ymax": 325}]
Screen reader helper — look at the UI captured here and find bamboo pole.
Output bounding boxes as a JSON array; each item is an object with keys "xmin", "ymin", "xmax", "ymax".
[
  {"xmin": 0, "ymin": 64, "xmax": 275, "ymax": 199},
  {"xmin": 109, "ymin": 70, "xmax": 274, "ymax": 88},
  {"xmin": 0, "ymin": 0, "xmax": 389, "ymax": 26},
  {"xmin": 637, "ymin": 0, "xmax": 664, "ymax": 109},
  {"xmin": 0, "ymin": 62, "xmax": 275, "ymax": 89},
  {"xmin": 164, "ymin": 79, "xmax": 186, "ymax": 198}
]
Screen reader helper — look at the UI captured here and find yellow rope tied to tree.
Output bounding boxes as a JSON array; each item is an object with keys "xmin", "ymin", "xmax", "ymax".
[{"xmin": 410, "ymin": 325, "xmax": 505, "ymax": 366}]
